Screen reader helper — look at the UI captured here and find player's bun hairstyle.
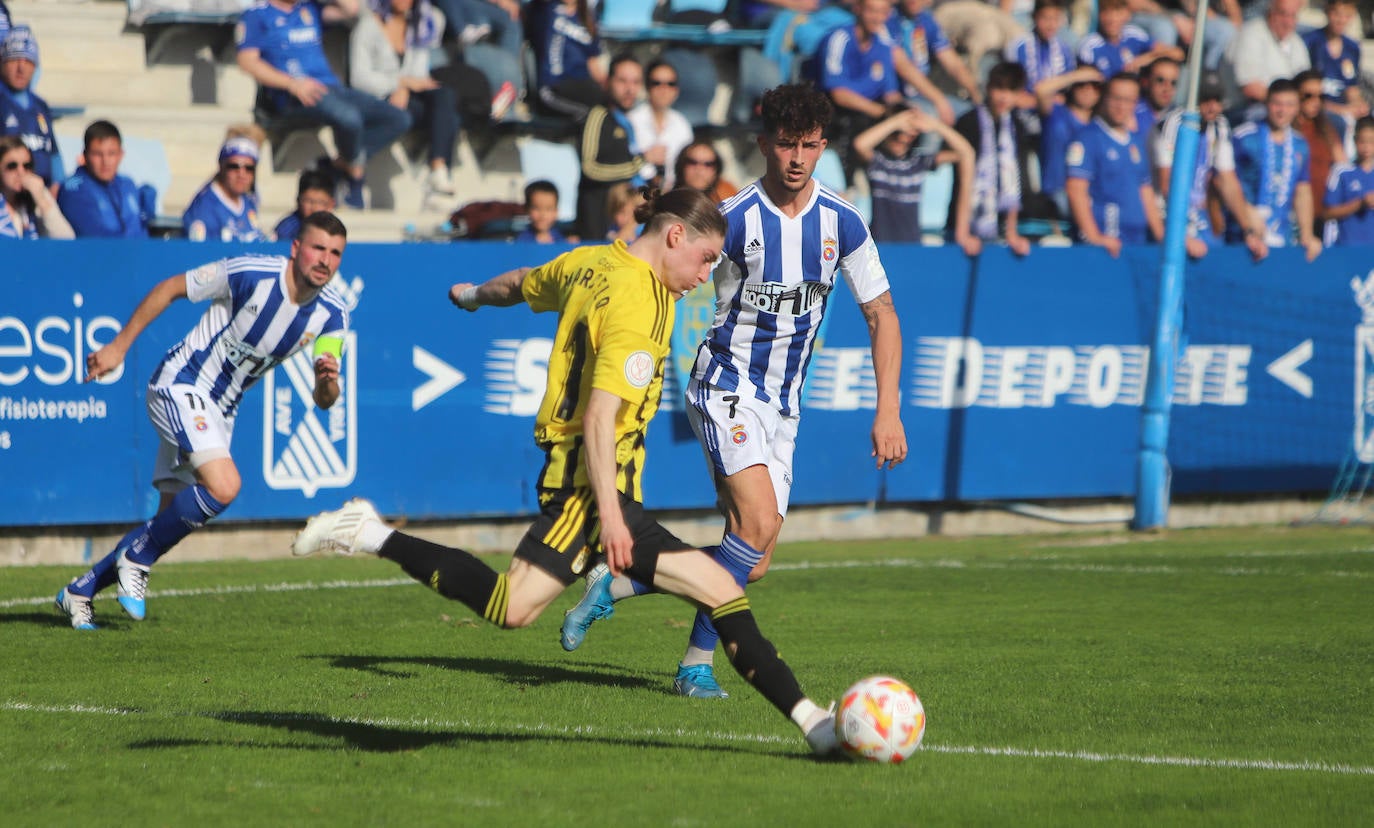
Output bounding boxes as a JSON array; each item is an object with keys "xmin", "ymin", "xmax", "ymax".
[
  {"xmin": 760, "ymin": 83, "xmax": 833, "ymax": 139},
  {"xmin": 635, "ymin": 186, "xmax": 726, "ymax": 240},
  {"xmin": 82, "ymin": 119, "xmax": 122, "ymax": 149},
  {"xmin": 300, "ymin": 210, "xmax": 347, "ymax": 240}
]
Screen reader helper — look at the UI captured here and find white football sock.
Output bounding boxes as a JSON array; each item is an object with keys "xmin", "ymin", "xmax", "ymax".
[{"xmin": 357, "ymin": 519, "xmax": 394, "ymax": 555}]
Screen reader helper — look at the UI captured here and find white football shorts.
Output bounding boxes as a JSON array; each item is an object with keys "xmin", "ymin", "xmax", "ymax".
[
  {"xmin": 685, "ymin": 376, "xmax": 800, "ymax": 516},
  {"xmin": 146, "ymin": 384, "xmax": 234, "ymax": 492}
]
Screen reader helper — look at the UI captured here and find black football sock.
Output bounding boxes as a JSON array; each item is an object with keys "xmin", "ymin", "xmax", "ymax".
[
  {"xmin": 378, "ymin": 532, "xmax": 509, "ymax": 626},
  {"xmin": 710, "ymin": 597, "xmax": 806, "ymax": 717}
]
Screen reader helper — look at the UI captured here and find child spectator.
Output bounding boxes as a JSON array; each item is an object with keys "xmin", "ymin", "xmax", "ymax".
[
  {"xmin": 275, "ymin": 169, "xmax": 337, "ymax": 240},
  {"xmin": 673, "ymin": 141, "xmax": 738, "ymax": 204},
  {"xmin": 57, "ymin": 120, "xmax": 147, "ymax": 238},
  {"xmin": 1006, "ymin": 0, "xmax": 1076, "ymax": 92},
  {"xmin": 1077, "ymin": 0, "xmax": 1182, "ymax": 80},
  {"xmin": 515, "ymin": 179, "xmax": 571, "ymax": 243},
  {"xmin": 1323, "ymin": 116, "xmax": 1374, "ymax": 245},
  {"xmin": 183, "ymin": 137, "xmax": 270, "ymax": 242},
  {"xmin": 1230, "ymin": 78, "xmax": 1322, "ymax": 261},
  {"xmin": 853, "ymin": 106, "xmax": 980, "ymax": 253},
  {"xmin": 1065, "ymin": 72, "xmax": 1164, "ymax": 255},
  {"xmin": 947, "ymin": 62, "xmax": 1033, "ymax": 254},
  {"xmin": 1303, "ymin": 0, "xmax": 1368, "ymax": 124},
  {"xmin": 0, "ymin": 26, "xmax": 61, "ymax": 193},
  {"xmin": 0, "ymin": 134, "xmax": 72, "ymax": 238},
  {"xmin": 605, "ymin": 182, "xmax": 645, "ymax": 244}
]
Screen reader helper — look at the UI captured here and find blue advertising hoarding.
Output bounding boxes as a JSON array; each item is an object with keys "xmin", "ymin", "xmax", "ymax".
[{"xmin": 0, "ymin": 240, "xmax": 1364, "ymax": 525}]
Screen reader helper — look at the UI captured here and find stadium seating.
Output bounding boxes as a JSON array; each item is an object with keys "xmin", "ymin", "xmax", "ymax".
[
  {"xmin": 920, "ymin": 163, "xmax": 953, "ymax": 236},
  {"xmin": 517, "ymin": 138, "xmax": 581, "ymax": 224},
  {"xmin": 813, "ymin": 147, "xmax": 846, "ymax": 192}
]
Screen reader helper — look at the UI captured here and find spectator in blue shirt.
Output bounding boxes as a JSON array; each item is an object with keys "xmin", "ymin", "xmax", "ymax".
[
  {"xmin": 0, "ymin": 26, "xmax": 61, "ymax": 194},
  {"xmin": 1066, "ymin": 72, "xmax": 1163, "ymax": 254},
  {"xmin": 236, "ymin": 0, "xmax": 410, "ymax": 209},
  {"xmin": 1034, "ymin": 65, "xmax": 1103, "ymax": 219},
  {"xmin": 889, "ymin": 0, "xmax": 980, "ymax": 110},
  {"xmin": 1006, "ymin": 0, "xmax": 1076, "ymax": 92},
  {"xmin": 1231, "ymin": 78, "xmax": 1322, "ymax": 261},
  {"xmin": 1303, "ymin": 0, "xmax": 1368, "ymax": 124},
  {"xmin": 526, "ymin": 0, "xmax": 606, "ymax": 120},
  {"xmin": 1324, "ymin": 116, "xmax": 1374, "ymax": 245},
  {"xmin": 274, "ymin": 168, "xmax": 336, "ymax": 241},
  {"xmin": 1134, "ymin": 56, "xmax": 1180, "ymax": 148},
  {"xmin": 516, "ymin": 179, "xmax": 570, "ymax": 244},
  {"xmin": 57, "ymin": 120, "xmax": 148, "ymax": 238},
  {"xmin": 1076, "ymin": 0, "xmax": 1181, "ymax": 79},
  {"xmin": 812, "ymin": 0, "xmax": 905, "ymax": 182},
  {"xmin": 183, "ymin": 137, "xmax": 270, "ymax": 242}
]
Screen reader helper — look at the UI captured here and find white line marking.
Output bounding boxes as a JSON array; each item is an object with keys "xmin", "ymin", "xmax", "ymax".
[
  {"xmin": 3, "ymin": 701, "xmax": 1369, "ymax": 776},
  {"xmin": 7, "ymin": 552, "xmax": 1374, "ymax": 610}
]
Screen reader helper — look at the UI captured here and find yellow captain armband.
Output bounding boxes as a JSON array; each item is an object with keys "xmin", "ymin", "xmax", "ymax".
[{"xmin": 314, "ymin": 335, "xmax": 345, "ymax": 361}]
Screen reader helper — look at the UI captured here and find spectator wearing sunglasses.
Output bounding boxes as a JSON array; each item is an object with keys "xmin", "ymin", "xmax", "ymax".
[
  {"xmin": 58, "ymin": 120, "xmax": 148, "ymax": 238},
  {"xmin": 0, "ymin": 26, "xmax": 62, "ymax": 195},
  {"xmin": 183, "ymin": 137, "xmax": 270, "ymax": 242},
  {"xmin": 628, "ymin": 60, "xmax": 693, "ymax": 189},
  {"xmin": 0, "ymin": 134, "xmax": 72, "ymax": 238},
  {"xmin": 673, "ymin": 141, "xmax": 737, "ymax": 204},
  {"xmin": 1294, "ymin": 68, "xmax": 1347, "ymax": 231}
]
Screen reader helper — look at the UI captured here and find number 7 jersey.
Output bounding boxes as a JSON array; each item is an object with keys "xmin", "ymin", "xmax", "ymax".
[{"xmin": 691, "ymin": 180, "xmax": 891, "ymax": 416}]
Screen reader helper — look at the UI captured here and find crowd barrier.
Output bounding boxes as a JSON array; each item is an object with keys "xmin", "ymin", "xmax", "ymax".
[{"xmin": 2, "ymin": 239, "xmax": 1367, "ymax": 526}]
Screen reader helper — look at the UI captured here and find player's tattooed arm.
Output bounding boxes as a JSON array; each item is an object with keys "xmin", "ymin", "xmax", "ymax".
[{"xmin": 861, "ymin": 290, "xmax": 908, "ymax": 469}]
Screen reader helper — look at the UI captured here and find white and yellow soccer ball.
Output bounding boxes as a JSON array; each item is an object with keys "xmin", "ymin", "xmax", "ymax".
[{"xmin": 836, "ymin": 675, "xmax": 926, "ymax": 763}]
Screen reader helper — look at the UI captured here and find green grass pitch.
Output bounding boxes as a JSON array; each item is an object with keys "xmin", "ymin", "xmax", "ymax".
[{"xmin": 2, "ymin": 525, "xmax": 1371, "ymax": 826}]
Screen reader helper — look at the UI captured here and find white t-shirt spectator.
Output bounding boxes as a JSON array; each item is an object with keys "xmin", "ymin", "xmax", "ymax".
[
  {"xmin": 628, "ymin": 102, "xmax": 694, "ymax": 188},
  {"xmin": 1227, "ymin": 17, "xmax": 1310, "ymax": 95}
]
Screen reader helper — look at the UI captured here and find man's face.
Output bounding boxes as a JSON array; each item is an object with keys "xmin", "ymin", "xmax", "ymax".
[
  {"xmin": 1103, "ymin": 79, "xmax": 1138, "ymax": 129},
  {"xmin": 291, "ymin": 225, "xmax": 345, "ymax": 290},
  {"xmin": 1145, "ymin": 63, "xmax": 1179, "ymax": 109},
  {"xmin": 1099, "ymin": 7, "xmax": 1129, "ymax": 39},
  {"xmin": 527, "ymin": 190, "xmax": 558, "ymax": 232},
  {"xmin": 1, "ymin": 57, "xmax": 34, "ymax": 91},
  {"xmin": 759, "ymin": 127, "xmax": 826, "ymax": 194},
  {"xmin": 858, "ymin": 0, "xmax": 893, "ymax": 35},
  {"xmin": 608, "ymin": 61, "xmax": 643, "ymax": 111},
  {"xmin": 1267, "ymin": 0, "xmax": 1300, "ymax": 39},
  {"xmin": 298, "ymin": 187, "xmax": 335, "ymax": 217},
  {"xmin": 219, "ymin": 154, "xmax": 256, "ymax": 198},
  {"xmin": 85, "ymin": 137, "xmax": 124, "ymax": 184},
  {"xmin": 1267, "ymin": 90, "xmax": 1299, "ymax": 129},
  {"xmin": 661, "ymin": 226, "xmax": 723, "ymax": 298}
]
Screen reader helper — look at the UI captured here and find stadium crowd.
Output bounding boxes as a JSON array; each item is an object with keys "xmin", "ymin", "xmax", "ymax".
[{"xmin": 3, "ymin": 0, "xmax": 1374, "ymax": 252}]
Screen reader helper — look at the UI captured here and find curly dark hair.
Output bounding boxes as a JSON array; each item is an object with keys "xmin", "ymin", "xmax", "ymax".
[{"xmin": 759, "ymin": 83, "xmax": 833, "ymax": 139}]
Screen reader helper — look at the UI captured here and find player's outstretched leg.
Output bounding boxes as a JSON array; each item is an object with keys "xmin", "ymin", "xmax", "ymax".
[
  {"xmin": 560, "ymin": 561, "xmax": 615, "ymax": 651},
  {"xmin": 675, "ymin": 533, "xmax": 765, "ymax": 698},
  {"xmin": 294, "ymin": 498, "xmax": 517, "ymax": 627}
]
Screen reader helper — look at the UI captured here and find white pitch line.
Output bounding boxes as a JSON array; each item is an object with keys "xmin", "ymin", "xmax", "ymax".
[
  {"xmin": 3, "ymin": 701, "xmax": 1370, "ymax": 776},
  {"xmin": 5, "ymin": 554, "xmax": 1373, "ymax": 610}
]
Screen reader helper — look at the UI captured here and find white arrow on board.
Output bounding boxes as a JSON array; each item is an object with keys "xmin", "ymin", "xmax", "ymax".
[
  {"xmin": 412, "ymin": 346, "xmax": 466, "ymax": 411},
  {"xmin": 1265, "ymin": 339, "xmax": 1313, "ymax": 398}
]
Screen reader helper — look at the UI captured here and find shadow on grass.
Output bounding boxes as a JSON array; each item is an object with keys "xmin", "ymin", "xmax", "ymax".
[
  {"xmin": 125, "ymin": 708, "xmax": 799, "ymax": 757},
  {"xmin": 311, "ymin": 653, "xmax": 660, "ymax": 691},
  {"xmin": 0, "ymin": 612, "xmax": 69, "ymax": 626}
]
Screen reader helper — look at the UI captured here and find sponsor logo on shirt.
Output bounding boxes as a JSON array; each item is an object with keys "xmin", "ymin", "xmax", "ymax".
[{"xmin": 742, "ymin": 281, "xmax": 829, "ymax": 316}]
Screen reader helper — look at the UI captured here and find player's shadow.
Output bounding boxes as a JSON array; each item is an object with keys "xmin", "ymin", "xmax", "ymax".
[
  {"xmin": 312, "ymin": 653, "xmax": 660, "ymax": 691},
  {"xmin": 0, "ymin": 611, "xmax": 69, "ymax": 626},
  {"xmin": 126, "ymin": 709, "xmax": 781, "ymax": 757}
]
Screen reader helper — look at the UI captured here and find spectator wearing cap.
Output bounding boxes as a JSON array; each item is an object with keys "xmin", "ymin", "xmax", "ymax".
[
  {"xmin": 182, "ymin": 137, "xmax": 269, "ymax": 242},
  {"xmin": 236, "ymin": 0, "xmax": 411, "ymax": 209},
  {"xmin": 274, "ymin": 168, "xmax": 336, "ymax": 241},
  {"xmin": 1154, "ymin": 74, "xmax": 1266, "ymax": 259},
  {"xmin": 58, "ymin": 119, "xmax": 148, "ymax": 238},
  {"xmin": 0, "ymin": 25, "xmax": 62, "ymax": 195}
]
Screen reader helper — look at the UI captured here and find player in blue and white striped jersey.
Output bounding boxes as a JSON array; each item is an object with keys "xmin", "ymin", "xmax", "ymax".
[
  {"xmin": 54, "ymin": 212, "xmax": 352, "ymax": 631},
  {"xmin": 561, "ymin": 85, "xmax": 908, "ymax": 698}
]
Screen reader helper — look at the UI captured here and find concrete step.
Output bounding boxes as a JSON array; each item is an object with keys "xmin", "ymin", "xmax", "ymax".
[
  {"xmin": 37, "ymin": 32, "xmax": 146, "ymax": 74},
  {"xmin": 35, "ymin": 65, "xmax": 257, "ymax": 110},
  {"xmin": 8, "ymin": 0, "xmax": 129, "ymax": 40}
]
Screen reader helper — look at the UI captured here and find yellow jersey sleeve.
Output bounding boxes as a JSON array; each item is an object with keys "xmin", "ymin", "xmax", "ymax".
[{"xmin": 521, "ymin": 250, "xmax": 575, "ymax": 313}]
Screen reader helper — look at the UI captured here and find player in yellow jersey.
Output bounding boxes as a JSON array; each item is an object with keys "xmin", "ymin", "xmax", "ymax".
[{"xmin": 293, "ymin": 187, "xmax": 842, "ymax": 756}]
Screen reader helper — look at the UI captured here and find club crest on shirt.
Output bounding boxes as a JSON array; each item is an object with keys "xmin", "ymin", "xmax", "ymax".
[
  {"xmin": 263, "ymin": 275, "xmax": 361, "ymax": 498},
  {"xmin": 624, "ymin": 350, "xmax": 654, "ymax": 388},
  {"xmin": 1129, "ymin": 144, "xmax": 1140, "ymax": 164},
  {"xmin": 1066, "ymin": 142, "xmax": 1085, "ymax": 167},
  {"xmin": 822, "ymin": 237, "xmax": 837, "ymax": 262},
  {"xmin": 193, "ymin": 416, "xmax": 208, "ymax": 432},
  {"xmin": 730, "ymin": 424, "xmax": 748, "ymax": 445},
  {"xmin": 300, "ymin": 7, "xmax": 313, "ymax": 25}
]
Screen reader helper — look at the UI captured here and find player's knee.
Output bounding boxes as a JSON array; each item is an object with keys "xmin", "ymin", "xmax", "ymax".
[
  {"xmin": 203, "ymin": 473, "xmax": 240, "ymax": 505},
  {"xmin": 501, "ymin": 602, "xmax": 542, "ymax": 629}
]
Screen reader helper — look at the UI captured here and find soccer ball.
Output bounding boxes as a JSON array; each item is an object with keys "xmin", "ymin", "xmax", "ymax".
[{"xmin": 836, "ymin": 675, "xmax": 926, "ymax": 763}]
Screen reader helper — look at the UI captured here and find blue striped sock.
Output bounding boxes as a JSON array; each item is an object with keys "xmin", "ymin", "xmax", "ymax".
[
  {"xmin": 687, "ymin": 535, "xmax": 764, "ymax": 653},
  {"xmin": 128, "ymin": 485, "xmax": 227, "ymax": 566},
  {"xmin": 69, "ymin": 521, "xmax": 149, "ymax": 597}
]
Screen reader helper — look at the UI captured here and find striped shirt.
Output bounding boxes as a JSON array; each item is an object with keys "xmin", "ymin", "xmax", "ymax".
[
  {"xmin": 692, "ymin": 181, "xmax": 891, "ymax": 416},
  {"xmin": 150, "ymin": 255, "xmax": 350, "ymax": 419}
]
